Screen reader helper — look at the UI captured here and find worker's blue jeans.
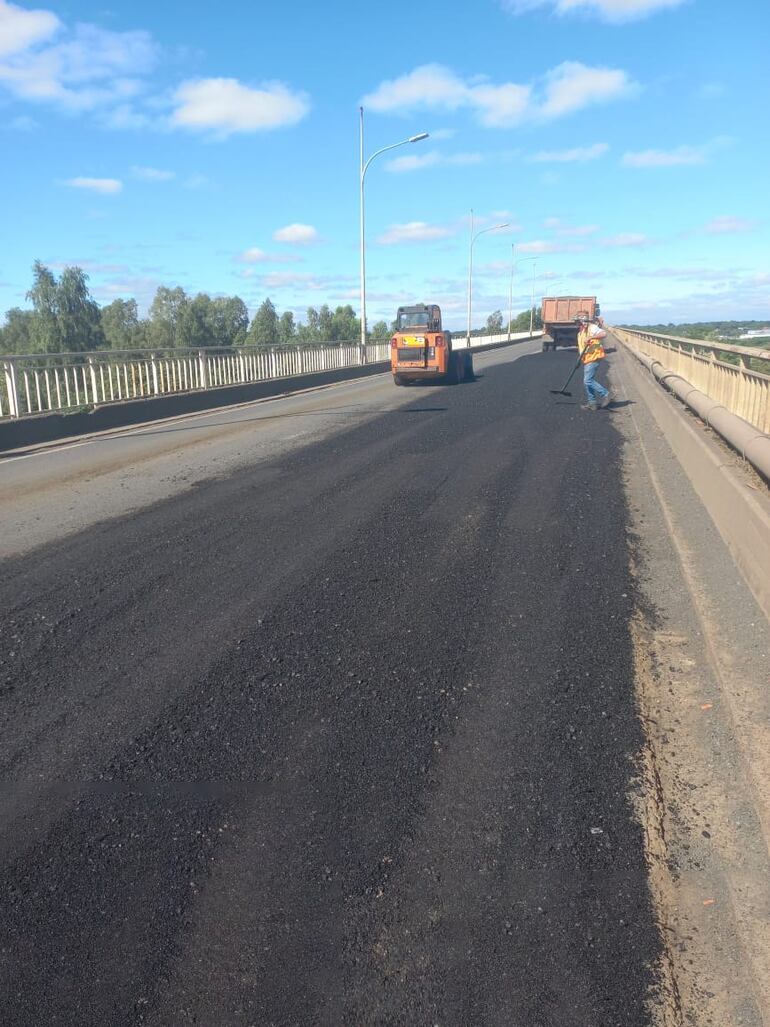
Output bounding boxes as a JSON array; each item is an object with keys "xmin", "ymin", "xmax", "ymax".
[{"xmin": 583, "ymin": 360, "xmax": 608, "ymax": 406}]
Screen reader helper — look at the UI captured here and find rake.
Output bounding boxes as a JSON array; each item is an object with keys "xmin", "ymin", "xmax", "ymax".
[{"xmin": 549, "ymin": 353, "xmax": 584, "ymax": 397}]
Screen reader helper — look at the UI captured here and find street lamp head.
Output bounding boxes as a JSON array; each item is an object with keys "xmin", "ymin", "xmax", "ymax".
[{"xmin": 409, "ymin": 132, "xmax": 429, "ymax": 143}]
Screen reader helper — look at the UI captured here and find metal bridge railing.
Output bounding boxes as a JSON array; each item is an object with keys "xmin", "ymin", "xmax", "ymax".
[
  {"xmin": 0, "ymin": 341, "xmax": 391, "ymax": 420},
  {"xmin": 0, "ymin": 331, "xmax": 541, "ymax": 421},
  {"xmin": 613, "ymin": 327, "xmax": 770, "ymax": 434}
]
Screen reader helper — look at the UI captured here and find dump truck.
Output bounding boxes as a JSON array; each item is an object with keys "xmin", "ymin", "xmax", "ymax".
[
  {"xmin": 541, "ymin": 296, "xmax": 601, "ymax": 351},
  {"xmin": 390, "ymin": 304, "xmax": 473, "ymax": 386}
]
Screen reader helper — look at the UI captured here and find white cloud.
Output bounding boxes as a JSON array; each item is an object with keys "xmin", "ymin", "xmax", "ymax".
[
  {"xmin": 471, "ymin": 81, "xmax": 531, "ymax": 127},
  {"xmin": 182, "ymin": 173, "xmax": 211, "ymax": 191},
  {"xmin": 500, "ymin": 0, "xmax": 686, "ymax": 22},
  {"xmin": 103, "ymin": 103, "xmax": 153, "ymax": 130},
  {"xmin": 444, "ymin": 151, "xmax": 484, "ymax": 166},
  {"xmin": 386, "ymin": 150, "xmax": 483, "ymax": 172},
  {"xmin": 545, "ymin": 218, "xmax": 600, "ymax": 236},
  {"xmin": 362, "ymin": 61, "xmax": 634, "ymax": 128},
  {"xmin": 131, "ymin": 166, "xmax": 175, "ymax": 181},
  {"xmin": 7, "ymin": 112, "xmax": 37, "ymax": 130},
  {"xmin": 0, "ymin": 18, "xmax": 158, "ymax": 111},
  {"xmin": 623, "ymin": 265, "xmax": 741, "ymax": 282},
  {"xmin": 377, "ymin": 221, "xmax": 453, "ymax": 245},
  {"xmin": 48, "ymin": 258, "xmax": 130, "ymax": 274},
  {"xmin": 531, "ymin": 142, "xmax": 608, "ymax": 162},
  {"xmin": 623, "ymin": 136, "xmax": 732, "ymax": 168},
  {"xmin": 171, "ymin": 78, "xmax": 309, "ymax": 136},
  {"xmin": 234, "ymin": 247, "xmax": 302, "ymax": 266},
  {"xmin": 698, "ymin": 81, "xmax": 725, "ymax": 98},
  {"xmin": 386, "ymin": 151, "xmax": 441, "ymax": 173},
  {"xmin": 260, "ymin": 271, "xmax": 317, "ymax": 289},
  {"xmin": 64, "ymin": 176, "xmax": 123, "ymax": 194},
  {"xmin": 539, "ymin": 63, "xmax": 635, "ymax": 118},
  {"xmin": 256, "ymin": 271, "xmax": 355, "ymax": 291},
  {"xmin": 0, "ymin": 0, "xmax": 59, "ymax": 58},
  {"xmin": 517, "ymin": 239, "xmax": 587, "ymax": 254},
  {"xmin": 601, "ymin": 232, "xmax": 649, "ymax": 246},
  {"xmin": 237, "ymin": 247, "xmax": 269, "ymax": 263},
  {"xmin": 622, "ymin": 145, "xmax": 707, "ymax": 167},
  {"xmin": 702, "ymin": 216, "xmax": 756, "ymax": 235},
  {"xmin": 273, "ymin": 223, "xmax": 319, "ymax": 245},
  {"xmin": 363, "ymin": 64, "xmax": 467, "ymax": 114}
]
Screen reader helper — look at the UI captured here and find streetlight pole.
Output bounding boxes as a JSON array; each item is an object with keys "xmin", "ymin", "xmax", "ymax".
[
  {"xmin": 466, "ymin": 211, "xmax": 510, "ymax": 347},
  {"xmin": 359, "ymin": 107, "xmax": 428, "ymax": 359},
  {"xmin": 507, "ymin": 243, "xmax": 515, "ymax": 343},
  {"xmin": 508, "ymin": 255, "xmax": 537, "ymax": 338},
  {"xmin": 544, "ymin": 278, "xmax": 564, "ymax": 297},
  {"xmin": 529, "ymin": 259, "xmax": 537, "ymax": 337}
]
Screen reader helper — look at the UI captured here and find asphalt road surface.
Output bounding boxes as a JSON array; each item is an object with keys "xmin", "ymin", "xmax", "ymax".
[{"xmin": 0, "ymin": 345, "xmax": 661, "ymax": 1026}]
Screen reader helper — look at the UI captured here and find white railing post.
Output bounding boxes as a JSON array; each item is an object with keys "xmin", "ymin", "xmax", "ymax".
[
  {"xmin": 150, "ymin": 354, "xmax": 159, "ymax": 395},
  {"xmin": 198, "ymin": 350, "xmax": 209, "ymax": 390},
  {"xmin": 88, "ymin": 357, "xmax": 99, "ymax": 405},
  {"xmin": 3, "ymin": 358, "xmax": 21, "ymax": 418}
]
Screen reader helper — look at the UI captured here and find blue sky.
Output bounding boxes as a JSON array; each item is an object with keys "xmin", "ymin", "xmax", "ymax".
[{"xmin": 0, "ymin": 0, "xmax": 768, "ymax": 331}]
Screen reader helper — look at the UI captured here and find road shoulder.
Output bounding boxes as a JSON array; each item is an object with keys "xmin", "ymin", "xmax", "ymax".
[{"xmin": 610, "ymin": 347, "xmax": 770, "ymax": 1026}]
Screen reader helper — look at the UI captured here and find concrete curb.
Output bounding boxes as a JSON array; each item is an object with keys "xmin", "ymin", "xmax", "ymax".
[
  {"xmin": 0, "ymin": 361, "xmax": 390, "ymax": 453},
  {"xmin": 617, "ymin": 341, "xmax": 770, "ymax": 624}
]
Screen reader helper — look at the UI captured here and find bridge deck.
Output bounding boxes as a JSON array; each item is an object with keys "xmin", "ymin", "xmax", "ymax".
[{"xmin": 0, "ymin": 340, "xmax": 767, "ymax": 1025}]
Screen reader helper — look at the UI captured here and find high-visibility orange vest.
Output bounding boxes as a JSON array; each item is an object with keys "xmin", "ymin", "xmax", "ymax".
[{"xmin": 578, "ymin": 324, "xmax": 606, "ymax": 363}]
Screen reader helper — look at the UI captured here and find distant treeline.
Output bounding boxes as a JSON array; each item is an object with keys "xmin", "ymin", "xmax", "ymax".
[
  {"xmin": 0, "ymin": 261, "xmax": 386, "ymax": 355},
  {"xmin": 0, "ymin": 262, "xmax": 543, "ymax": 356},
  {"xmin": 624, "ymin": 320, "xmax": 769, "ymax": 341}
]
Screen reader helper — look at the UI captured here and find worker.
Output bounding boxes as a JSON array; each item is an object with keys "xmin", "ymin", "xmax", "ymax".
[{"xmin": 576, "ymin": 314, "xmax": 610, "ymax": 410}]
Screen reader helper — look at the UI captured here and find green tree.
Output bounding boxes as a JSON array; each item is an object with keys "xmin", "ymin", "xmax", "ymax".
[
  {"xmin": 296, "ymin": 306, "xmax": 321, "ymax": 343},
  {"xmin": 318, "ymin": 304, "xmax": 333, "ymax": 342},
  {"xmin": 486, "ymin": 310, "xmax": 504, "ymax": 333},
  {"xmin": 0, "ymin": 308, "xmax": 35, "ymax": 354},
  {"xmin": 330, "ymin": 305, "xmax": 359, "ymax": 342},
  {"xmin": 247, "ymin": 298, "xmax": 279, "ymax": 347},
  {"xmin": 371, "ymin": 320, "xmax": 390, "ymax": 341},
  {"xmin": 177, "ymin": 293, "xmax": 213, "ymax": 349},
  {"xmin": 148, "ymin": 286, "xmax": 188, "ymax": 349},
  {"xmin": 306, "ymin": 307, "xmax": 321, "ymax": 336},
  {"xmin": 210, "ymin": 296, "xmax": 248, "ymax": 347},
  {"xmin": 101, "ymin": 298, "xmax": 140, "ymax": 350},
  {"xmin": 26, "ymin": 261, "xmax": 60, "ymax": 351},
  {"xmin": 56, "ymin": 267, "xmax": 105, "ymax": 351},
  {"xmin": 509, "ymin": 306, "xmax": 542, "ymax": 333},
  {"xmin": 26, "ymin": 261, "xmax": 104, "ymax": 352},
  {"xmin": 278, "ymin": 310, "xmax": 296, "ymax": 345}
]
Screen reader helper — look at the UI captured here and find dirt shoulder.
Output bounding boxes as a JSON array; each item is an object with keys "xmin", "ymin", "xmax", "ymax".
[{"xmin": 610, "ymin": 346, "xmax": 770, "ymax": 1026}]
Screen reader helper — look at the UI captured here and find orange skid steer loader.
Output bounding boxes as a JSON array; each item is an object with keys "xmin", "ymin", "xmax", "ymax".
[{"xmin": 390, "ymin": 304, "xmax": 473, "ymax": 386}]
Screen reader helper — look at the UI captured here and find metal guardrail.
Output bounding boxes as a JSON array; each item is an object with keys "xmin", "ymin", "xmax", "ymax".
[
  {"xmin": 613, "ymin": 327, "xmax": 770, "ymax": 434},
  {"xmin": 0, "ymin": 331, "xmax": 540, "ymax": 421},
  {"xmin": 0, "ymin": 342, "xmax": 390, "ymax": 420}
]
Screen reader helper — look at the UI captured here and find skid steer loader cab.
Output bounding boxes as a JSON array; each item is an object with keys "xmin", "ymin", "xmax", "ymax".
[{"xmin": 390, "ymin": 303, "xmax": 473, "ymax": 387}]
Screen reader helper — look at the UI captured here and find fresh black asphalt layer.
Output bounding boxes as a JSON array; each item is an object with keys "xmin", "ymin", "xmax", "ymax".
[{"xmin": 0, "ymin": 350, "xmax": 660, "ymax": 1025}]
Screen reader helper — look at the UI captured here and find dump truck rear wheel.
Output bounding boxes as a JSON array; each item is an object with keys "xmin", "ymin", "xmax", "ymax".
[{"xmin": 393, "ymin": 374, "xmax": 406, "ymax": 386}]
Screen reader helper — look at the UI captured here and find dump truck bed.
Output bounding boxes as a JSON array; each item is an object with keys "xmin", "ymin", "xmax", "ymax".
[
  {"xmin": 541, "ymin": 296, "xmax": 598, "ymax": 325},
  {"xmin": 541, "ymin": 296, "xmax": 599, "ymax": 351}
]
